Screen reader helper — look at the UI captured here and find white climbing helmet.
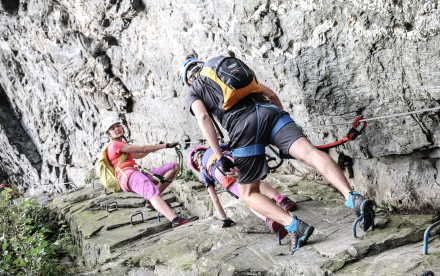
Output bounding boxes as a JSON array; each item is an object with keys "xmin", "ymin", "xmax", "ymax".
[{"xmin": 102, "ymin": 116, "xmax": 121, "ymax": 133}]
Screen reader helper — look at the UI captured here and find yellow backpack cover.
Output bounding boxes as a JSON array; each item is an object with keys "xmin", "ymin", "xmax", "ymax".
[{"xmin": 97, "ymin": 142, "xmax": 127, "ymax": 192}]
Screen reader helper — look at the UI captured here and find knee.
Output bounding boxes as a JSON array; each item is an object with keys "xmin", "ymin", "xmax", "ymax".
[
  {"xmin": 239, "ymin": 189, "xmax": 252, "ymax": 203},
  {"xmin": 289, "ymin": 144, "xmax": 316, "ymax": 165}
]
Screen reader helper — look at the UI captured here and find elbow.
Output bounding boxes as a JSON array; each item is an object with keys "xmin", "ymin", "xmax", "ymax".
[{"xmin": 196, "ymin": 111, "xmax": 210, "ymax": 122}]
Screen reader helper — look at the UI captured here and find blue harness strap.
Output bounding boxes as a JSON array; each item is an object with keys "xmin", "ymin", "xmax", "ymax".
[
  {"xmin": 233, "ymin": 143, "xmax": 265, "ymax": 157},
  {"xmin": 232, "ymin": 102, "xmax": 293, "ymax": 158},
  {"xmin": 269, "ymin": 114, "xmax": 293, "ymax": 142}
]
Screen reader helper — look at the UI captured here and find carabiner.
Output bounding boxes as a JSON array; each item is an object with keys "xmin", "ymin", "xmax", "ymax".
[{"xmin": 347, "ymin": 116, "xmax": 367, "ymax": 141}]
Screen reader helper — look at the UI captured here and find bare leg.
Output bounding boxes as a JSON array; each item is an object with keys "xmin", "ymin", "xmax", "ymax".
[
  {"xmin": 149, "ymin": 195, "xmax": 178, "ymax": 222},
  {"xmin": 288, "ymin": 137, "xmax": 352, "ymax": 199},
  {"xmin": 239, "ymin": 180, "xmax": 293, "ymax": 226},
  {"xmin": 156, "ymin": 163, "xmax": 179, "ymax": 194},
  {"xmin": 207, "ymin": 185, "xmax": 228, "ymax": 220},
  {"xmin": 259, "ymin": 180, "xmax": 278, "ymax": 199},
  {"xmin": 248, "ymin": 207, "xmax": 266, "ymax": 222}
]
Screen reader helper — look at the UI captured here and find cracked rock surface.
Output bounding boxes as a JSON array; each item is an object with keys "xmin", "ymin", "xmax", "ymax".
[
  {"xmin": 0, "ymin": 0, "xmax": 440, "ymax": 210},
  {"xmin": 47, "ymin": 173, "xmax": 440, "ymax": 275}
]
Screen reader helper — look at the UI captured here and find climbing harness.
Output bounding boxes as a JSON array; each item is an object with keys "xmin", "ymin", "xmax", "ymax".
[
  {"xmin": 266, "ymin": 145, "xmax": 284, "ymax": 172},
  {"xmin": 223, "ymin": 103, "xmax": 367, "ymax": 159},
  {"xmin": 233, "ymin": 102, "xmax": 282, "ymax": 158},
  {"xmin": 423, "ymin": 220, "xmax": 440, "ymax": 255}
]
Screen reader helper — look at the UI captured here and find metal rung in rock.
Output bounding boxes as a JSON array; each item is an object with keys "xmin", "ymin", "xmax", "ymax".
[
  {"xmin": 106, "ymin": 201, "xmax": 118, "ymax": 213},
  {"xmin": 423, "ymin": 220, "xmax": 440, "ymax": 255},
  {"xmin": 352, "ymin": 211, "xmax": 375, "ymax": 238},
  {"xmin": 131, "ymin": 211, "xmax": 144, "ymax": 225}
]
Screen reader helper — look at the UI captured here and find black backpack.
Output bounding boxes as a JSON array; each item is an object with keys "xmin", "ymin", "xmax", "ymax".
[{"xmin": 198, "ymin": 56, "xmax": 262, "ymax": 112}]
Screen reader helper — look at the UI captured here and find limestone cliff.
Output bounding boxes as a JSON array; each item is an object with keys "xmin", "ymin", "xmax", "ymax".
[{"xmin": 0, "ymin": 0, "xmax": 439, "ymax": 208}]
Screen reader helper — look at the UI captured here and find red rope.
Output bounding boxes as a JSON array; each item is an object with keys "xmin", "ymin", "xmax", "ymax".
[{"xmin": 315, "ymin": 116, "xmax": 366, "ymax": 150}]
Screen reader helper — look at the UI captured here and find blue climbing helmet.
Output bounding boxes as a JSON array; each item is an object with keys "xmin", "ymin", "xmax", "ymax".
[{"xmin": 180, "ymin": 58, "xmax": 204, "ymax": 86}]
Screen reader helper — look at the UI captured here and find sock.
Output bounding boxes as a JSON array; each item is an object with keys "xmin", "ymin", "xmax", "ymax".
[
  {"xmin": 284, "ymin": 217, "xmax": 298, "ymax": 233},
  {"xmin": 262, "ymin": 216, "xmax": 268, "ymax": 223},
  {"xmin": 274, "ymin": 193, "xmax": 285, "ymax": 204},
  {"xmin": 345, "ymin": 191, "xmax": 359, "ymax": 209},
  {"xmin": 172, "ymin": 216, "xmax": 179, "ymax": 223}
]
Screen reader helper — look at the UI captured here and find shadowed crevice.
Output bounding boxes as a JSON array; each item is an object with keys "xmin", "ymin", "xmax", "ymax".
[
  {"xmin": 0, "ymin": 85, "xmax": 42, "ymax": 174},
  {"xmin": 1, "ymin": 0, "xmax": 20, "ymax": 15}
]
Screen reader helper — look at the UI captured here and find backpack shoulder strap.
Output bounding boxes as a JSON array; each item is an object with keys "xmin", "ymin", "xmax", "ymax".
[
  {"xmin": 117, "ymin": 153, "xmax": 128, "ymax": 167},
  {"xmin": 105, "ymin": 140, "xmax": 128, "ymax": 170},
  {"xmin": 208, "ymin": 113, "xmax": 225, "ymax": 143}
]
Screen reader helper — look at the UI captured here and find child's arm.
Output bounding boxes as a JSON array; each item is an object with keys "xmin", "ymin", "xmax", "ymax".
[{"xmin": 207, "ymin": 185, "xmax": 227, "ymax": 220}]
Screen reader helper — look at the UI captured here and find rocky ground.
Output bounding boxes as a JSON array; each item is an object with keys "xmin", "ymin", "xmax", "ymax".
[{"xmin": 45, "ymin": 173, "xmax": 440, "ymax": 276}]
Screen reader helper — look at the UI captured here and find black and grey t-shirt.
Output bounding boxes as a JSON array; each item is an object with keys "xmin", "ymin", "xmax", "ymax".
[{"xmin": 186, "ymin": 78, "xmax": 268, "ymax": 132}]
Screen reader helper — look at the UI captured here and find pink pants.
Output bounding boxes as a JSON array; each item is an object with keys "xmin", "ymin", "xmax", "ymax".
[
  {"xmin": 214, "ymin": 168, "xmax": 240, "ymax": 197},
  {"xmin": 120, "ymin": 163, "xmax": 175, "ymax": 201}
]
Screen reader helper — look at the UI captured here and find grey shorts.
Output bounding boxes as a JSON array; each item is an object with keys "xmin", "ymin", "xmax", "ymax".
[{"xmin": 229, "ymin": 104, "xmax": 305, "ymax": 184}]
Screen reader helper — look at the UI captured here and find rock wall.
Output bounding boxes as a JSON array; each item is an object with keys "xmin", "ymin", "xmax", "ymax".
[{"xmin": 0, "ymin": 0, "xmax": 439, "ymax": 208}]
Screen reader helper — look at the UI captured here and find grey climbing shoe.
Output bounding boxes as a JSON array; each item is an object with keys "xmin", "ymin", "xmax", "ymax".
[
  {"xmin": 285, "ymin": 216, "xmax": 314, "ymax": 254},
  {"xmin": 346, "ymin": 192, "xmax": 375, "ymax": 233}
]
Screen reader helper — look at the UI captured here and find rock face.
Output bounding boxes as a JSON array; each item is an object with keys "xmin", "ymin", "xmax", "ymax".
[
  {"xmin": 47, "ymin": 173, "xmax": 440, "ymax": 275},
  {"xmin": 0, "ymin": 0, "xmax": 440, "ymax": 208}
]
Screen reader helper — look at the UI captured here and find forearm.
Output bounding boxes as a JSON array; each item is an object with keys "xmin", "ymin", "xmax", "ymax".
[
  {"xmin": 121, "ymin": 143, "xmax": 166, "ymax": 155},
  {"xmin": 196, "ymin": 114, "xmax": 223, "ymax": 159},
  {"xmin": 132, "ymin": 152, "xmax": 148, "ymax": 159},
  {"xmin": 207, "ymin": 185, "xmax": 227, "ymax": 220},
  {"xmin": 192, "ymin": 100, "xmax": 223, "ymax": 159}
]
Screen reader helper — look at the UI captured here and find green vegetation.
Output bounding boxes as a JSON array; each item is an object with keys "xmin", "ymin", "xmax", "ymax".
[
  {"xmin": 0, "ymin": 190, "xmax": 75, "ymax": 275},
  {"xmin": 178, "ymin": 169, "xmax": 198, "ymax": 182},
  {"xmin": 375, "ymin": 203, "xmax": 395, "ymax": 214}
]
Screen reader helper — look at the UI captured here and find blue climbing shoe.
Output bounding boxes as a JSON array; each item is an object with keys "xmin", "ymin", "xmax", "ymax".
[
  {"xmin": 285, "ymin": 216, "xmax": 314, "ymax": 254},
  {"xmin": 346, "ymin": 192, "xmax": 375, "ymax": 233},
  {"xmin": 266, "ymin": 218, "xmax": 288, "ymax": 245}
]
